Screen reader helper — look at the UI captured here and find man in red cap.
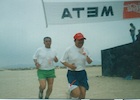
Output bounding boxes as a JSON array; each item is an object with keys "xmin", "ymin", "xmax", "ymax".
[{"xmin": 61, "ymin": 32, "xmax": 93, "ymax": 99}]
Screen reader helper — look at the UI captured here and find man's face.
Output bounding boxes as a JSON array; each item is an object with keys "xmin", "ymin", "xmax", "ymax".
[
  {"xmin": 44, "ymin": 38, "xmax": 51, "ymax": 48},
  {"xmin": 75, "ymin": 39, "xmax": 84, "ymax": 48}
]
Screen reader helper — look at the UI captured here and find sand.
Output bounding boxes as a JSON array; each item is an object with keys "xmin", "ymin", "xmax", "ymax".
[{"xmin": 0, "ymin": 67, "xmax": 140, "ymax": 99}]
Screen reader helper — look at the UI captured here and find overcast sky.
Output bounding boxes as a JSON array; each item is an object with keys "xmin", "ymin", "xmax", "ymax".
[{"xmin": 0, "ymin": 0, "xmax": 140, "ymax": 68}]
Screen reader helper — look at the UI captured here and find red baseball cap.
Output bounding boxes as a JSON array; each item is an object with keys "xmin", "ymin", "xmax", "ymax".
[{"xmin": 73, "ymin": 32, "xmax": 86, "ymax": 40}]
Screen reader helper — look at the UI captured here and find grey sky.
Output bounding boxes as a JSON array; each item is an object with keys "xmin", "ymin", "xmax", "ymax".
[{"xmin": 0, "ymin": 0, "xmax": 140, "ymax": 68}]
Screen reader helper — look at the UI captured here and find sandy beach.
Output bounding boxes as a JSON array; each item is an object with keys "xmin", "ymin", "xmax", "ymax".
[{"xmin": 0, "ymin": 66, "xmax": 140, "ymax": 99}]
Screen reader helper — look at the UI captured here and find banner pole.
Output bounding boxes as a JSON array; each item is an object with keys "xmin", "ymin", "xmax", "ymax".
[{"xmin": 41, "ymin": 0, "xmax": 48, "ymax": 28}]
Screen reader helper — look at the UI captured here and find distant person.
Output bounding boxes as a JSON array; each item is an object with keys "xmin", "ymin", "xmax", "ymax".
[
  {"xmin": 136, "ymin": 29, "xmax": 140, "ymax": 41},
  {"xmin": 132, "ymin": 29, "xmax": 140, "ymax": 79},
  {"xmin": 33, "ymin": 37, "xmax": 58, "ymax": 99},
  {"xmin": 129, "ymin": 23, "xmax": 136, "ymax": 42},
  {"xmin": 60, "ymin": 32, "xmax": 93, "ymax": 99}
]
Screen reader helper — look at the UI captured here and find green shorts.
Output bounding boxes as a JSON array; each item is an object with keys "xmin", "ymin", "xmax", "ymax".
[{"xmin": 37, "ymin": 69, "xmax": 56, "ymax": 80}]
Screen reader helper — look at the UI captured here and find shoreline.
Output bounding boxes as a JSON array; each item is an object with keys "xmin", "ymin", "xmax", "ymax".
[{"xmin": 0, "ymin": 65, "xmax": 101, "ymax": 70}]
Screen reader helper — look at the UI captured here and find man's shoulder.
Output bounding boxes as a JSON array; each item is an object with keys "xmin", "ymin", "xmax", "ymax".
[
  {"xmin": 51, "ymin": 48, "xmax": 57, "ymax": 53},
  {"xmin": 66, "ymin": 45, "xmax": 75, "ymax": 50},
  {"xmin": 36, "ymin": 46, "xmax": 44, "ymax": 51}
]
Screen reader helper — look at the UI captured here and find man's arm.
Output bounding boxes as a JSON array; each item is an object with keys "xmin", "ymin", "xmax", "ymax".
[
  {"xmin": 86, "ymin": 56, "xmax": 92, "ymax": 64},
  {"xmin": 33, "ymin": 59, "xmax": 40, "ymax": 69},
  {"xmin": 61, "ymin": 62, "xmax": 76, "ymax": 70}
]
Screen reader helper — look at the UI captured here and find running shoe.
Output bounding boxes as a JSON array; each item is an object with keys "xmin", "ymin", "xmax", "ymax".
[{"xmin": 45, "ymin": 97, "xmax": 49, "ymax": 99}]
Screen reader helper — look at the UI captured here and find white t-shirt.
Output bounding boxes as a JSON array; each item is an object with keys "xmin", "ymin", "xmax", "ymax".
[
  {"xmin": 33, "ymin": 46, "xmax": 57, "ymax": 70},
  {"xmin": 61, "ymin": 45, "xmax": 92, "ymax": 71}
]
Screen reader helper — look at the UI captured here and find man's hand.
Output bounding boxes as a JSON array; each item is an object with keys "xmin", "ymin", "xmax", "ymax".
[
  {"xmin": 61, "ymin": 62, "xmax": 76, "ymax": 70},
  {"xmin": 35, "ymin": 62, "xmax": 40, "ymax": 69},
  {"xmin": 53, "ymin": 56, "xmax": 58, "ymax": 62},
  {"xmin": 79, "ymin": 48, "xmax": 87, "ymax": 56},
  {"xmin": 69, "ymin": 63, "xmax": 77, "ymax": 70}
]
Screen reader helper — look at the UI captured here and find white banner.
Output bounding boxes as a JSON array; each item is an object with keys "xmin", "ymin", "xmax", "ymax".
[{"xmin": 42, "ymin": 1, "xmax": 140, "ymax": 25}]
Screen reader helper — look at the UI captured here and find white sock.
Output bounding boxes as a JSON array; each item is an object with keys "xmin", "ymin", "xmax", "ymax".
[{"xmin": 71, "ymin": 97, "xmax": 79, "ymax": 100}]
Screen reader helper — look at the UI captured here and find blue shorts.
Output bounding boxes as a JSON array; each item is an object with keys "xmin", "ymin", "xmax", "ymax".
[{"xmin": 67, "ymin": 70, "xmax": 89, "ymax": 90}]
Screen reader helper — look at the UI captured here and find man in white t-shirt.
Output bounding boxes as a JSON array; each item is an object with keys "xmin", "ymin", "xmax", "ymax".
[
  {"xmin": 61, "ymin": 33, "xmax": 93, "ymax": 99},
  {"xmin": 33, "ymin": 37, "xmax": 58, "ymax": 99}
]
